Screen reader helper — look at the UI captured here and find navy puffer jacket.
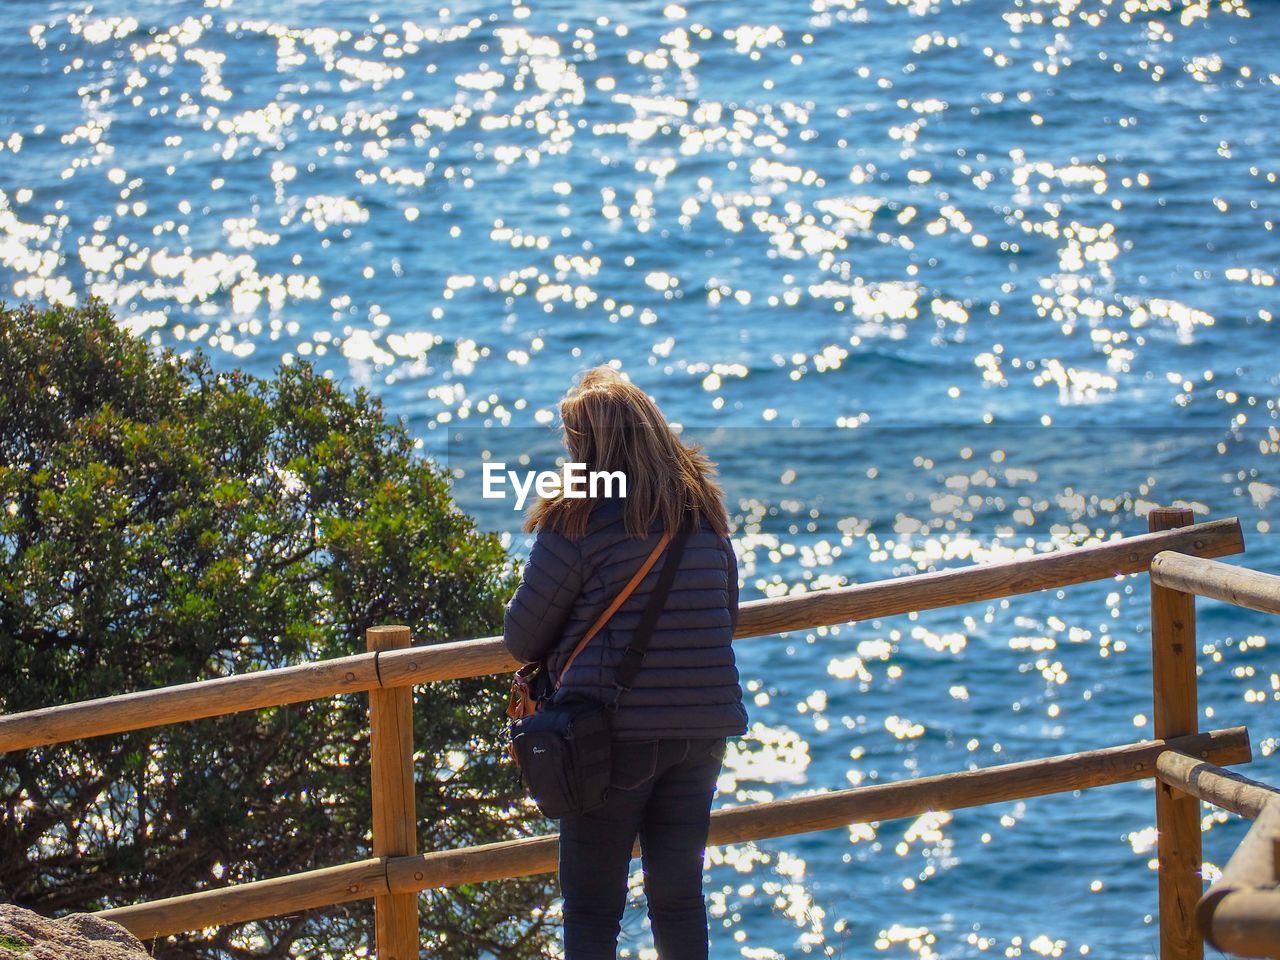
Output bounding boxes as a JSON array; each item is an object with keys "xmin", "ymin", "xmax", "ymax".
[{"xmin": 503, "ymin": 498, "xmax": 749, "ymax": 740}]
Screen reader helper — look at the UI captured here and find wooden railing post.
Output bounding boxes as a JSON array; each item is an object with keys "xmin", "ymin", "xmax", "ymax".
[
  {"xmin": 367, "ymin": 626, "xmax": 419, "ymax": 960},
  {"xmin": 1149, "ymin": 508, "xmax": 1203, "ymax": 960}
]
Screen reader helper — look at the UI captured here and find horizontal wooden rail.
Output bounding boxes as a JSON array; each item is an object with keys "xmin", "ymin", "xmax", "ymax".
[
  {"xmin": 101, "ymin": 857, "xmax": 392, "ymax": 936},
  {"xmin": 95, "ymin": 726, "xmax": 1251, "ymax": 939},
  {"xmin": 727, "ymin": 517, "xmax": 1241, "ymax": 640},
  {"xmin": 0, "ymin": 653, "xmax": 381, "ymax": 755},
  {"xmin": 1197, "ymin": 798, "xmax": 1280, "ymax": 958},
  {"xmin": 1202, "ymin": 890, "xmax": 1280, "ymax": 959},
  {"xmin": 0, "ymin": 518, "xmax": 1244, "ymax": 754},
  {"xmin": 1156, "ymin": 751, "xmax": 1280, "ymax": 820},
  {"xmin": 1150, "ymin": 551, "xmax": 1280, "ymax": 617}
]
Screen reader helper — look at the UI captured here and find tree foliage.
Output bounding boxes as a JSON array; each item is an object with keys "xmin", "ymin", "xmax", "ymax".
[{"xmin": 0, "ymin": 301, "xmax": 556, "ymax": 958}]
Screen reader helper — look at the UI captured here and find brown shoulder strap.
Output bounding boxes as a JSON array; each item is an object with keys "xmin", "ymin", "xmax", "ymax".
[{"xmin": 555, "ymin": 530, "xmax": 671, "ymax": 690}]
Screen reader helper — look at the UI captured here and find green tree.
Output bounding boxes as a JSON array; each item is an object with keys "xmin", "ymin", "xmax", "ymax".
[{"xmin": 0, "ymin": 301, "xmax": 556, "ymax": 959}]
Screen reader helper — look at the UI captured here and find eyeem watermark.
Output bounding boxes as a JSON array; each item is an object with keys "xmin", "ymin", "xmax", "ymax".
[{"xmin": 482, "ymin": 462, "xmax": 627, "ymax": 510}]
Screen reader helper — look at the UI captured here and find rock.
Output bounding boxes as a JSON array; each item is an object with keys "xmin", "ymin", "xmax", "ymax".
[{"xmin": 0, "ymin": 904, "xmax": 148, "ymax": 960}]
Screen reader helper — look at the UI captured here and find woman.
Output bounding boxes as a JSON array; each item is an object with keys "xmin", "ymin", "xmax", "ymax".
[{"xmin": 503, "ymin": 366, "xmax": 748, "ymax": 960}]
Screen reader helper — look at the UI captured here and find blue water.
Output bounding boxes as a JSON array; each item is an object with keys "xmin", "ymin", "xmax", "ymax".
[{"xmin": 3, "ymin": 0, "xmax": 1279, "ymax": 956}]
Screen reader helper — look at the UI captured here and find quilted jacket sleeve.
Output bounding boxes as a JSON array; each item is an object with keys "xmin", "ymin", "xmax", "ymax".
[
  {"xmin": 725, "ymin": 535, "xmax": 740, "ymax": 636},
  {"xmin": 503, "ymin": 526, "xmax": 585, "ymax": 665}
]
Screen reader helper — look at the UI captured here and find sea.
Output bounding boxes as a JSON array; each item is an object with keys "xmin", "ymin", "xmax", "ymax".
[{"xmin": 1, "ymin": 0, "xmax": 1278, "ymax": 957}]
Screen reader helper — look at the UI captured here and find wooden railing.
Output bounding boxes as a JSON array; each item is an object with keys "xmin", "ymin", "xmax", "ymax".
[
  {"xmin": 2, "ymin": 510, "xmax": 1277, "ymax": 959},
  {"xmin": 1147, "ymin": 548, "xmax": 1280, "ymax": 958}
]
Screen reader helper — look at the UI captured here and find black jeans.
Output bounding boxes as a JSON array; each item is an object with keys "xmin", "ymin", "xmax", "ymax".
[{"xmin": 558, "ymin": 736, "xmax": 727, "ymax": 960}]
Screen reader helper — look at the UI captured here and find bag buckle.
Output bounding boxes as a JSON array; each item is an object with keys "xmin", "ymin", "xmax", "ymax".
[{"xmin": 608, "ymin": 682, "xmax": 630, "ymax": 712}]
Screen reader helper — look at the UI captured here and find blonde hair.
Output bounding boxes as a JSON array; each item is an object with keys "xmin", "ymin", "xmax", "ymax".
[{"xmin": 525, "ymin": 366, "xmax": 730, "ymax": 540}]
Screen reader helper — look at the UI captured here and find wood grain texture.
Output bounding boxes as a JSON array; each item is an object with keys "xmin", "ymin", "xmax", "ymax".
[
  {"xmin": 732, "ymin": 516, "xmax": 1243, "ymax": 642},
  {"xmin": 704, "ymin": 728, "xmax": 1248, "ymax": 848},
  {"xmin": 385, "ymin": 727, "xmax": 1252, "ymax": 894},
  {"xmin": 1199, "ymin": 799, "xmax": 1280, "ymax": 958},
  {"xmin": 1201, "ymin": 890, "xmax": 1280, "ymax": 960},
  {"xmin": 374, "ymin": 517, "xmax": 1247, "ymax": 690},
  {"xmin": 376, "ymin": 637, "xmax": 516, "ymax": 688},
  {"xmin": 1156, "ymin": 751, "xmax": 1278, "ymax": 821},
  {"xmin": 0, "ymin": 517, "xmax": 1244, "ymax": 751},
  {"xmin": 96, "ymin": 857, "xmax": 389, "ymax": 940},
  {"xmin": 97, "ymin": 727, "xmax": 1249, "ymax": 939},
  {"xmin": 1149, "ymin": 508, "xmax": 1203, "ymax": 960},
  {"xmin": 1151, "ymin": 552, "xmax": 1280, "ymax": 617},
  {"xmin": 367, "ymin": 626, "xmax": 419, "ymax": 960},
  {"xmin": 0, "ymin": 652, "xmax": 379, "ymax": 753}
]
